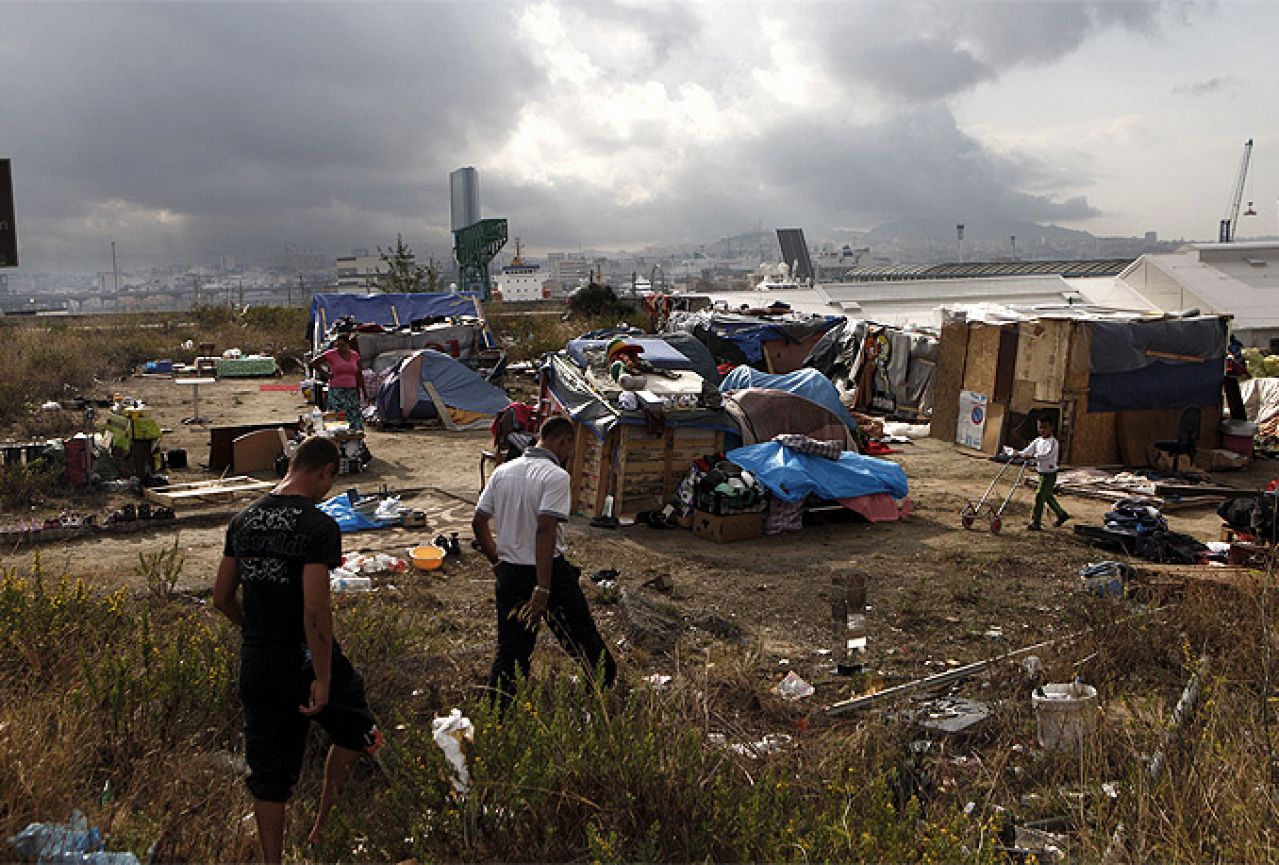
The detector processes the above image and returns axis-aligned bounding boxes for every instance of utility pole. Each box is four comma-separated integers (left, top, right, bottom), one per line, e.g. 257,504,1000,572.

956,224,965,263
192,274,199,310
298,274,304,307
1010,235,1017,261
238,279,243,307
111,241,119,293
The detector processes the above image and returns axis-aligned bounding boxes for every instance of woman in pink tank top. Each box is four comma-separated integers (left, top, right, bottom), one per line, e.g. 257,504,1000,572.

311,334,367,430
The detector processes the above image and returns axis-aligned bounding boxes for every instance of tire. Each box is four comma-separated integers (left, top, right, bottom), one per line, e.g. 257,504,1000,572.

990,517,1003,534
961,515,975,530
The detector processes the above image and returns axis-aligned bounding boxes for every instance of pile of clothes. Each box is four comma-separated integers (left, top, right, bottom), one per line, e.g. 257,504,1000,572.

1103,499,1168,535
1076,497,1207,564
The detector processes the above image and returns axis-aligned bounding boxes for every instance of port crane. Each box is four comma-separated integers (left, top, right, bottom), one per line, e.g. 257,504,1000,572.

1218,138,1255,242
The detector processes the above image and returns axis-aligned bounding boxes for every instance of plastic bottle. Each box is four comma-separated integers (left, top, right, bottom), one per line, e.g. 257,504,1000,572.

310,406,323,433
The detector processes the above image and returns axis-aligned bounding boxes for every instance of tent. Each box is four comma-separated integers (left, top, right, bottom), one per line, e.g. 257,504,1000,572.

721,389,860,451
308,292,485,350
374,349,510,425
720,366,855,431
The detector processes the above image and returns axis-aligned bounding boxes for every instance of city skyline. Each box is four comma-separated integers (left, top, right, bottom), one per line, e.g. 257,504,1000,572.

2,1,1277,274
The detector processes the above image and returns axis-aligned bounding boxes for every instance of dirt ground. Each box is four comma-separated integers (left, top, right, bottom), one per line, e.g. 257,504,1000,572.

6,372,1277,708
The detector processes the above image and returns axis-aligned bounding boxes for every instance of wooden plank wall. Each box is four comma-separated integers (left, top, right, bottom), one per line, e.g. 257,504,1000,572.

573,424,722,517
930,321,969,444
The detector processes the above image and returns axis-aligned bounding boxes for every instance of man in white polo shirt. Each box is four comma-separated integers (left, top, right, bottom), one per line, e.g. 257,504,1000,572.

472,416,617,704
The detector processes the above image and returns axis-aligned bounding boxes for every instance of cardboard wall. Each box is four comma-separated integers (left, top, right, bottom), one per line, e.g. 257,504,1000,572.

930,321,969,444
1012,319,1070,406
961,324,1003,397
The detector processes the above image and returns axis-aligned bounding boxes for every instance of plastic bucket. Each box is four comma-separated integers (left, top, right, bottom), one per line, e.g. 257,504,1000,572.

410,544,446,571
1032,683,1099,751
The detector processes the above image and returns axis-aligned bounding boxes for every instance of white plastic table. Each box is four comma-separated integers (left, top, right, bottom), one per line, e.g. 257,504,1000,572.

175,377,217,425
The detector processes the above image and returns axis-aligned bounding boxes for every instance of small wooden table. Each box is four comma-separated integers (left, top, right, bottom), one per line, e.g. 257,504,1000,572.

175,377,217,425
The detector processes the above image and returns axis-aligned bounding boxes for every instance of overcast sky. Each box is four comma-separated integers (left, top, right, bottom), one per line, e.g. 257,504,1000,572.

2,0,1277,273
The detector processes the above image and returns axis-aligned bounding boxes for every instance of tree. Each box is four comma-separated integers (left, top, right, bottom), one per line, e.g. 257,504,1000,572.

377,234,440,293
567,282,619,317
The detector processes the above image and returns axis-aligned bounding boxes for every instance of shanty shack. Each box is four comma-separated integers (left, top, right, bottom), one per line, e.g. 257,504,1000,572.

931,310,1228,466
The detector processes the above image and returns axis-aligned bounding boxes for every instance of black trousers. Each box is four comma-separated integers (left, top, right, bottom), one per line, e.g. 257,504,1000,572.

488,557,617,703
239,641,378,803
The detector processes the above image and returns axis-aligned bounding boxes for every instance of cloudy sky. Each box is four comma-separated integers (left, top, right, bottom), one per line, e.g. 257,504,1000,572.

2,0,1277,272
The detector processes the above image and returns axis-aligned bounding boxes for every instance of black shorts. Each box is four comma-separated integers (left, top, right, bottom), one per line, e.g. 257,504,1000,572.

239,641,379,803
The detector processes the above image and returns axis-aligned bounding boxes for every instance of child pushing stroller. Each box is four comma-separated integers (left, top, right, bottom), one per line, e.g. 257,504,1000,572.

1004,417,1070,532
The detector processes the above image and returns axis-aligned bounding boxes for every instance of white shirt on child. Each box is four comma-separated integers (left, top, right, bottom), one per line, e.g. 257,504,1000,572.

1015,436,1059,474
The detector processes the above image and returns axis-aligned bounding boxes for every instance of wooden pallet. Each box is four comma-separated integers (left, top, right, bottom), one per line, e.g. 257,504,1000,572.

143,476,274,507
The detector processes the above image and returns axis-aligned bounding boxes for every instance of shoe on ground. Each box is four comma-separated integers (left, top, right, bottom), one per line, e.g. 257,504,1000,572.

1054,513,1071,528
1026,522,1043,531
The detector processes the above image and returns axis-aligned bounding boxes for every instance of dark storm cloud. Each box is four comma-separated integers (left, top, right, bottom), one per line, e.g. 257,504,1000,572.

490,104,1098,253
0,2,545,268
0,1,1173,271
809,0,1163,102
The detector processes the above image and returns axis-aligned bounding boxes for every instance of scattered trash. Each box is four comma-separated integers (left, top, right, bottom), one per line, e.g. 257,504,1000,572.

1150,654,1210,782
983,626,1004,639
373,496,402,522
1009,825,1068,863
330,569,373,593
707,732,792,758
1032,681,1099,751
644,674,673,688
7,810,140,865
1021,655,1043,678
343,553,408,575
912,696,992,737
831,571,868,674
589,568,619,583
431,709,474,795
776,671,815,701
1080,561,1133,597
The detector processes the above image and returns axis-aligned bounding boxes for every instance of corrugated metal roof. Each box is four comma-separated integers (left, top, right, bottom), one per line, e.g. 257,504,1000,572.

841,258,1135,282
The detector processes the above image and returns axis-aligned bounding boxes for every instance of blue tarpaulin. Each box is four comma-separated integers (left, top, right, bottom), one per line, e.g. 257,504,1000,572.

308,292,481,343
720,366,855,431
1088,359,1224,413
319,492,394,533
726,442,908,503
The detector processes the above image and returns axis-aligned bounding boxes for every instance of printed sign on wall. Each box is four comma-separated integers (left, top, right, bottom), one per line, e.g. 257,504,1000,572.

956,390,988,449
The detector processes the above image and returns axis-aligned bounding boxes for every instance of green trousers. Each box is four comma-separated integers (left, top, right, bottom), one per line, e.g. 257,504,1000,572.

1033,471,1066,525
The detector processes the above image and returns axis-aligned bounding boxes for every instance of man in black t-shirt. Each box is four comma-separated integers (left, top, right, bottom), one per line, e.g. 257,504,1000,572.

214,436,381,863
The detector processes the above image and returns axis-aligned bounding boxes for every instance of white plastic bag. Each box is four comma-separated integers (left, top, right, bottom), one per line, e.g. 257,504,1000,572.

432,709,475,794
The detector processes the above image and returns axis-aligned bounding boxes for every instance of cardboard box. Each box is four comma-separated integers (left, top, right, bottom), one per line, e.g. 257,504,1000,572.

692,509,764,543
